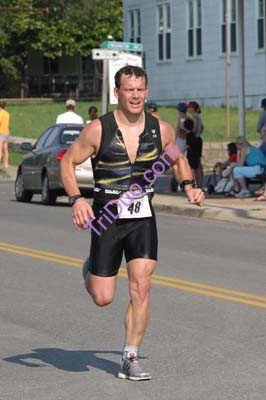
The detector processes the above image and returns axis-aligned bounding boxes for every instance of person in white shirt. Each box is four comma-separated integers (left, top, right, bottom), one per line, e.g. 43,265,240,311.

56,99,84,124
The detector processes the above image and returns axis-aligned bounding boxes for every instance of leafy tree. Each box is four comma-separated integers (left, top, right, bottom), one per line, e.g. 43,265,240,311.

0,0,122,80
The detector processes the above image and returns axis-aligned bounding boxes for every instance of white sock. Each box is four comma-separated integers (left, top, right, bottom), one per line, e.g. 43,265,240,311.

122,345,138,359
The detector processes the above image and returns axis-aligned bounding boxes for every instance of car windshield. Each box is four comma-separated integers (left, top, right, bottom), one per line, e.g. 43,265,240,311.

61,129,82,144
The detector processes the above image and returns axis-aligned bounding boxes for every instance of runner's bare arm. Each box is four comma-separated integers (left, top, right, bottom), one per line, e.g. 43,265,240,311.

60,119,102,228
160,119,205,206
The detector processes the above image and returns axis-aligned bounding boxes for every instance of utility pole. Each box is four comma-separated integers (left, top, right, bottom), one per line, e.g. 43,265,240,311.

225,0,231,138
238,0,246,136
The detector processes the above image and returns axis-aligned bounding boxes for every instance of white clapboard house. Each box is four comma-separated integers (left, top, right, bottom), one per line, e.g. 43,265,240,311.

123,0,266,108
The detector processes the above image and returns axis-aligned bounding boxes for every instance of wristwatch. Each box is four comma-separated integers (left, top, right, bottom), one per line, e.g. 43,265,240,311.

69,194,83,206
180,179,195,191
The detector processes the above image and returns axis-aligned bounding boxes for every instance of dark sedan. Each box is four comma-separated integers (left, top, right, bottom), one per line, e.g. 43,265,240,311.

15,123,94,205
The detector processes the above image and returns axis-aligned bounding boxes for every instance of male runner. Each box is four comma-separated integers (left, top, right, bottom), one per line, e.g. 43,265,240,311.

60,65,204,381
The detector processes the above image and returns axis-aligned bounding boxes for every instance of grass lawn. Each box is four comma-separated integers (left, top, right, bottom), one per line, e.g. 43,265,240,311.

5,101,261,167
7,101,261,142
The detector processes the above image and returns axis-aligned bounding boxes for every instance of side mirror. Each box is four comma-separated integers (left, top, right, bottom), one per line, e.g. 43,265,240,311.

20,142,33,151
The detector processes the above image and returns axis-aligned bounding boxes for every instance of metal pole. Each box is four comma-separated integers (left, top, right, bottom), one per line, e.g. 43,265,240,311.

102,59,109,115
238,0,245,136
225,0,231,138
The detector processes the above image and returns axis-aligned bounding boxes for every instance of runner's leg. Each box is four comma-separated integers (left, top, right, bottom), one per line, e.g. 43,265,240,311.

85,274,117,307
125,258,156,346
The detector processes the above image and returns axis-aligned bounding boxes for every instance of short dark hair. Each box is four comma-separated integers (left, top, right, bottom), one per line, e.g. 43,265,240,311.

184,118,194,131
147,102,158,112
0,100,7,108
88,106,98,113
115,65,148,89
227,142,237,155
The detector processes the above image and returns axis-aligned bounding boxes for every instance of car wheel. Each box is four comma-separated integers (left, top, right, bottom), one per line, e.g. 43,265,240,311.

41,174,57,205
15,170,33,202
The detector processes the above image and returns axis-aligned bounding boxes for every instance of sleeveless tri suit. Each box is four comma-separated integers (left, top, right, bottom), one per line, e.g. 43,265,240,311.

86,111,163,277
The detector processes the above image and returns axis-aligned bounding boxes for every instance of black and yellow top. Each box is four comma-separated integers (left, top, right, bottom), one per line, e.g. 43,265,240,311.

92,111,162,201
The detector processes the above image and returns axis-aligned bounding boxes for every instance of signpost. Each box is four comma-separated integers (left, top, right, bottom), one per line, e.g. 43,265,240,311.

102,41,143,52
92,49,119,60
92,41,143,114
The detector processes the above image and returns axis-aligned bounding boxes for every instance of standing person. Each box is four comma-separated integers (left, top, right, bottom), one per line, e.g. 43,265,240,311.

0,100,10,169
256,98,266,133
56,99,84,124
86,106,98,124
170,102,188,192
183,119,201,184
60,65,204,381
146,101,160,119
175,102,188,155
187,101,204,188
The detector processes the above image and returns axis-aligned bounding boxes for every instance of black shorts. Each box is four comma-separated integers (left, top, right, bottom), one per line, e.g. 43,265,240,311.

85,201,158,277
197,137,203,158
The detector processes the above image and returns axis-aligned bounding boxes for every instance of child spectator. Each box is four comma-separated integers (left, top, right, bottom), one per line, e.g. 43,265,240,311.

86,106,98,124
214,142,237,178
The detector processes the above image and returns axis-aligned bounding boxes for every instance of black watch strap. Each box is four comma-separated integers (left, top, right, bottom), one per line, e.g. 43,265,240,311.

69,194,83,206
180,179,195,191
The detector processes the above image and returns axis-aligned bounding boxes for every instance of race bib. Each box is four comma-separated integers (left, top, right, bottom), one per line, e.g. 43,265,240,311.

118,193,152,219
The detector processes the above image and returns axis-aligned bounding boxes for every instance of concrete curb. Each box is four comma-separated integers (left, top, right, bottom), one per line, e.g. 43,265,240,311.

153,194,266,227
1,170,266,227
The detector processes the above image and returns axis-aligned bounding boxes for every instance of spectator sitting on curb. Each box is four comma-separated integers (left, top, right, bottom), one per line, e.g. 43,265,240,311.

214,142,237,178
232,136,266,198
56,99,84,124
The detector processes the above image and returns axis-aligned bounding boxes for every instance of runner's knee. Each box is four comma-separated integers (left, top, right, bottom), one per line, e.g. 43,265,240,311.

129,278,151,305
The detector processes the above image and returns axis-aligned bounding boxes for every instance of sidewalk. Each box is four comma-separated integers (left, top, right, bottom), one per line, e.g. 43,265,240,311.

1,165,266,227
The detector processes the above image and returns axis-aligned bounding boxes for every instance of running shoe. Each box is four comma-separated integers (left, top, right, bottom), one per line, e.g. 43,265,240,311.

117,352,151,381
234,190,251,198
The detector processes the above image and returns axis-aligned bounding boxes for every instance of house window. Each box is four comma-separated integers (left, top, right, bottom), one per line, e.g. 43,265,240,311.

187,0,202,58
129,9,141,43
221,0,237,53
157,3,171,61
257,0,265,49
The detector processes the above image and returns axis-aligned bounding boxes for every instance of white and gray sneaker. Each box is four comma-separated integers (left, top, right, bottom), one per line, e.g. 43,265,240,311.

234,189,251,198
117,352,151,381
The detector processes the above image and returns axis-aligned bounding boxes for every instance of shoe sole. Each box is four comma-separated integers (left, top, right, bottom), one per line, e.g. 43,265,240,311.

117,371,151,381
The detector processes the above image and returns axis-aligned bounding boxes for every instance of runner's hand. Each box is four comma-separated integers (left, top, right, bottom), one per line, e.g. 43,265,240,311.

185,187,205,206
71,197,95,229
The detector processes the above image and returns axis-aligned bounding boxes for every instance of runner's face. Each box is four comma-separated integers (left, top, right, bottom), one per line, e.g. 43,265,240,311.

114,74,148,114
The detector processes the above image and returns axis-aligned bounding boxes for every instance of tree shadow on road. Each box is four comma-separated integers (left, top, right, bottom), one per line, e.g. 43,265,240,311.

3,348,121,376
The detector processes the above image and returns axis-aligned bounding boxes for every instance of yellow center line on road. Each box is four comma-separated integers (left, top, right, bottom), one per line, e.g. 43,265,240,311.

1,242,266,308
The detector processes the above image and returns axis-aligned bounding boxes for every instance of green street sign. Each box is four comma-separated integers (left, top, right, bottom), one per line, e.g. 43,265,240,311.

103,41,143,52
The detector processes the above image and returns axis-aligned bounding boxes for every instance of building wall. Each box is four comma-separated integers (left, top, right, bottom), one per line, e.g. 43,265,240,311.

123,0,266,109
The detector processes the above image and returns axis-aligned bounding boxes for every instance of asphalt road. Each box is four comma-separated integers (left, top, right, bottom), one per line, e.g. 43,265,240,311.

1,180,266,400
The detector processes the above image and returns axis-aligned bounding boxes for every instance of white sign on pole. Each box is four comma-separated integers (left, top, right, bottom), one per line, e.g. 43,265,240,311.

109,53,143,104
92,48,119,60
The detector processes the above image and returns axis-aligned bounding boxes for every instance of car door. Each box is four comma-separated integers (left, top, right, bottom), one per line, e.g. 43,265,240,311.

22,127,55,189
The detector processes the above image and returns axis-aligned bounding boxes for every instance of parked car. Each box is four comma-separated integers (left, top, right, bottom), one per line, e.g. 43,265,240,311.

15,123,94,205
